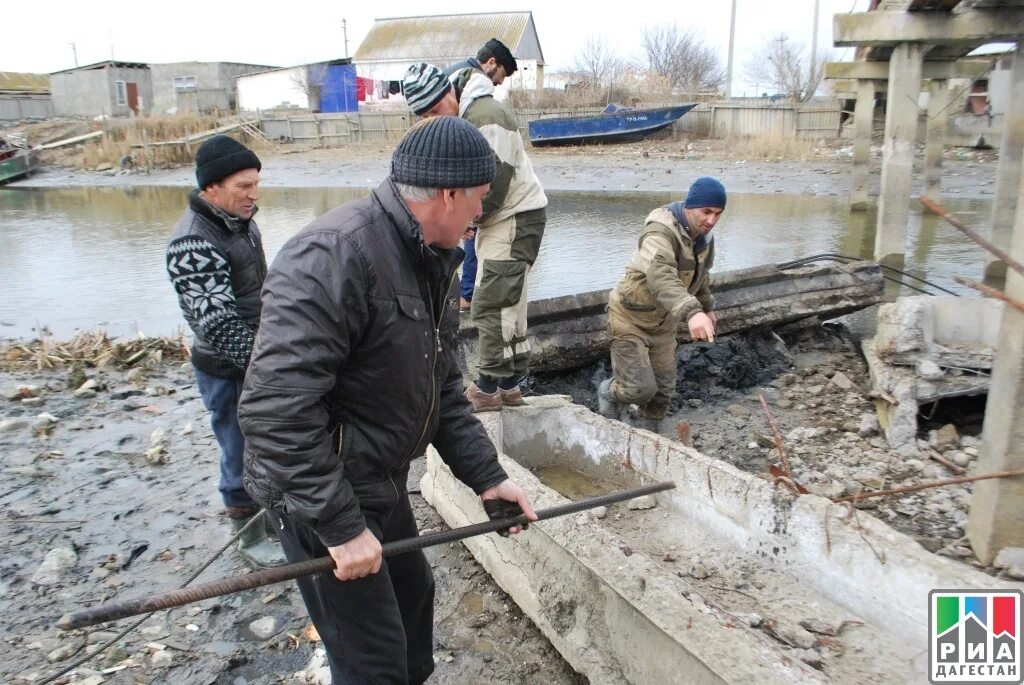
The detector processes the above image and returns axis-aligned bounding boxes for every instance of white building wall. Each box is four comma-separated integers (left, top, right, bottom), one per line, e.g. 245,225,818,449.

237,67,308,111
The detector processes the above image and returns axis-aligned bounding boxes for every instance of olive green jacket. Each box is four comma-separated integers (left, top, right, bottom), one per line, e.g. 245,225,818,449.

611,206,715,326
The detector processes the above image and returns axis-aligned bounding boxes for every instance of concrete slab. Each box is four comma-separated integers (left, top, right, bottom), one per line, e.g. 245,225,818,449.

422,397,1020,684
874,295,1003,369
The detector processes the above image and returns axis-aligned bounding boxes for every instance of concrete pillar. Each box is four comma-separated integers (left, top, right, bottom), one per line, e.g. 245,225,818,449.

851,79,875,211
924,79,949,200
876,43,925,262
986,43,1024,280
967,167,1024,565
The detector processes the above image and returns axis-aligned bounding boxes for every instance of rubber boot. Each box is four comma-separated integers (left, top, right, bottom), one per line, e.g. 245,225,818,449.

230,512,287,569
597,378,619,419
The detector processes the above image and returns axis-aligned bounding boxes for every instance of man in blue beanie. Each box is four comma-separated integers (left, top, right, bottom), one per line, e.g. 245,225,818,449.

598,176,726,424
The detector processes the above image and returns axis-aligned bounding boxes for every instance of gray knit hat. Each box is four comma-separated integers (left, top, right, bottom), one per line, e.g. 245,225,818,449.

402,63,452,116
390,117,495,189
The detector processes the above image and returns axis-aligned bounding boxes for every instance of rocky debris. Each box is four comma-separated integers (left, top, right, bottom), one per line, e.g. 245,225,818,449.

46,637,85,662
829,371,854,391
75,378,99,398
249,616,283,640
762,619,817,649
930,424,960,453
31,545,78,585
858,413,880,437
688,559,711,579
994,547,1024,580
0,417,29,433
627,495,657,510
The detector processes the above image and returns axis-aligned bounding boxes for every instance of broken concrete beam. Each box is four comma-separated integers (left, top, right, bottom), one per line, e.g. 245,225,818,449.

873,295,1002,369
422,398,1020,683
459,261,884,376
863,339,990,448
824,59,989,81
834,10,1024,47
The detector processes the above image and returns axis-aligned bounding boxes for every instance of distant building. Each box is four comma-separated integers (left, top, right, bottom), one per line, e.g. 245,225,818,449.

50,61,152,118
0,72,52,121
236,59,357,113
353,11,546,101
149,62,274,115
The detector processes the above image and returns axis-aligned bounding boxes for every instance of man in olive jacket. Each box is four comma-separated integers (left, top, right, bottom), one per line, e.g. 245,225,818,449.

238,116,536,685
599,177,726,423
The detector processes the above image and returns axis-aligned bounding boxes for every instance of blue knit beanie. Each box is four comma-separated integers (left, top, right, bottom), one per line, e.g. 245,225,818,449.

684,176,727,210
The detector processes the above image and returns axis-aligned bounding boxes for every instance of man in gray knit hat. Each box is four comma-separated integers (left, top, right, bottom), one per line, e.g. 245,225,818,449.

239,115,536,685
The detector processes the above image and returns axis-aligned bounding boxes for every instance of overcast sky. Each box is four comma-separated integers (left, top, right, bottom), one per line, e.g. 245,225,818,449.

5,0,871,96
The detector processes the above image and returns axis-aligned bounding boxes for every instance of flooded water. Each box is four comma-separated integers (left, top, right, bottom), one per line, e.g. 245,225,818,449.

0,185,994,339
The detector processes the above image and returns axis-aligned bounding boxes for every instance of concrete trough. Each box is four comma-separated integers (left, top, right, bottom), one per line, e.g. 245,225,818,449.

422,396,1021,684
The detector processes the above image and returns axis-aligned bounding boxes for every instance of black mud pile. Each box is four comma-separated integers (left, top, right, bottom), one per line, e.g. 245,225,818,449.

527,328,821,409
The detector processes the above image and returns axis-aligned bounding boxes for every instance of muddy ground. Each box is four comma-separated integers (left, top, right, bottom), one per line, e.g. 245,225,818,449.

0,320,1012,685
11,137,998,201
0,138,1008,684
0,357,582,685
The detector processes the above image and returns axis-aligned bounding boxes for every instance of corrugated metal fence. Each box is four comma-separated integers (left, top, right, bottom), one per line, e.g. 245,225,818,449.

257,101,840,147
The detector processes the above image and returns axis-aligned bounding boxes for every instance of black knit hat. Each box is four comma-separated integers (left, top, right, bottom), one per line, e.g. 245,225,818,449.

481,38,517,76
390,117,495,189
195,135,261,189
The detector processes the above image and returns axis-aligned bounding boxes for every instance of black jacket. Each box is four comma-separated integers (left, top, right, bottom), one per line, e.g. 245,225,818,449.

239,180,507,546
166,191,266,379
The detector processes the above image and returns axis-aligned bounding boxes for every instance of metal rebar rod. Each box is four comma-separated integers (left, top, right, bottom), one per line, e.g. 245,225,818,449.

954,276,1024,314
921,197,1024,278
58,481,675,631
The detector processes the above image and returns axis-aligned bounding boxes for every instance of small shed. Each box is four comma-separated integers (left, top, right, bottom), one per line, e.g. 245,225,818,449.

0,72,53,121
149,62,275,115
237,59,357,113
353,11,546,98
50,61,152,118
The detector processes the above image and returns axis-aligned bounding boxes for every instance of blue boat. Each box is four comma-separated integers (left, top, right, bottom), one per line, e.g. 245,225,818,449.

527,103,697,146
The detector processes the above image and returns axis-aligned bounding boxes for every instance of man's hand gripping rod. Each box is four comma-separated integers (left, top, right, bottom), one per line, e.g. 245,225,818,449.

58,481,675,631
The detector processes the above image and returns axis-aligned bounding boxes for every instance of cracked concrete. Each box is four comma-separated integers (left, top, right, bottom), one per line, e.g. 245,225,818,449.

422,396,1023,684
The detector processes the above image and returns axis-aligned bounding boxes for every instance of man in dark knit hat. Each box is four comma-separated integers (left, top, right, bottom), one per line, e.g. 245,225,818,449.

238,115,537,685
165,134,286,568
598,176,727,426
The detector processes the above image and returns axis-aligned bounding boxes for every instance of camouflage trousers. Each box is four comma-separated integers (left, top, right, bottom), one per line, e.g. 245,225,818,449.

606,291,679,420
471,208,546,381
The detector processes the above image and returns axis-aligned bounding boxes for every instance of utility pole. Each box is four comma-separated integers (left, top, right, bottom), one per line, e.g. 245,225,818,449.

342,18,349,59
69,42,78,68
809,0,820,97
726,0,737,99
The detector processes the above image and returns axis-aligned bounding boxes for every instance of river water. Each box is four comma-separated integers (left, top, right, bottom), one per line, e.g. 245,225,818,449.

0,185,993,340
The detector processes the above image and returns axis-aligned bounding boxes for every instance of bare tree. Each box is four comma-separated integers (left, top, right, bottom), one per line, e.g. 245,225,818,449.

744,34,825,102
639,24,725,95
289,64,328,111
571,35,627,91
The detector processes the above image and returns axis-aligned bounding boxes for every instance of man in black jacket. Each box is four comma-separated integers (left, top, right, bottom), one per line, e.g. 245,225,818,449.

238,116,536,684
166,135,285,568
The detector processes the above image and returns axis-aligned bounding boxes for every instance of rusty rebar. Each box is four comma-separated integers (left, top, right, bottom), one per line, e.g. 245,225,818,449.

832,468,1024,504
920,197,1024,277
954,276,1024,314
58,481,675,631
757,392,792,477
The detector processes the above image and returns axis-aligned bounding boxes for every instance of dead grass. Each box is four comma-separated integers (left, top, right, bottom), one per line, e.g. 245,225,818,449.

31,115,271,171
725,132,820,162
1,330,189,371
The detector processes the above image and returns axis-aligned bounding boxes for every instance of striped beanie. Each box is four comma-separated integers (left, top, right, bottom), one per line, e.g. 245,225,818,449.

390,117,495,189
402,63,452,116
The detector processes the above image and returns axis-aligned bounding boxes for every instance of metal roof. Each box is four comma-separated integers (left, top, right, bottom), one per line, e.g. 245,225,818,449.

353,12,542,66
0,72,50,93
51,60,150,75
